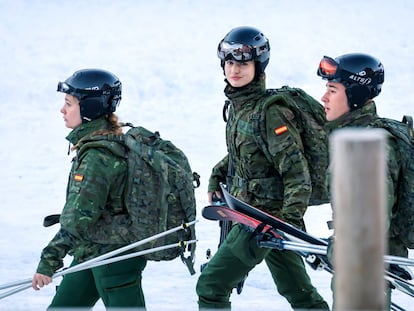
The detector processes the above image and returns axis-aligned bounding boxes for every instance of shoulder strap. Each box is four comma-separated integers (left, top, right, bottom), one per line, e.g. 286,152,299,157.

250,95,272,163
250,90,297,164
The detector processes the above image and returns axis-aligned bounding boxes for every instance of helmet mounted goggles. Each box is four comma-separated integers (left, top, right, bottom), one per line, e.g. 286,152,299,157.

57,81,120,99
217,41,269,62
317,56,341,80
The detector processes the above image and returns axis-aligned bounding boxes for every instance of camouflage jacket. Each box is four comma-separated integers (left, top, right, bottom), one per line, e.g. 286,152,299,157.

209,79,311,228
326,102,406,256
36,117,129,276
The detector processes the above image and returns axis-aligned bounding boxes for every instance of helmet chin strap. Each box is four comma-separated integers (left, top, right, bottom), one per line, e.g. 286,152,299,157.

345,85,373,111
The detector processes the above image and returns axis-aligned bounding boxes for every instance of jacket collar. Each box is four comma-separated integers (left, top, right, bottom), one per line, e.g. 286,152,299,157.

326,101,378,133
66,117,110,146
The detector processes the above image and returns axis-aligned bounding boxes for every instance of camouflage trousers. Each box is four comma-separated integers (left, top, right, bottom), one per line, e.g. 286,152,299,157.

47,256,147,309
196,224,329,309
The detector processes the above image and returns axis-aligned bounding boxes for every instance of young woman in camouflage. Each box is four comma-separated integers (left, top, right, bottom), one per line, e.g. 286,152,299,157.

31,69,147,309
196,26,329,310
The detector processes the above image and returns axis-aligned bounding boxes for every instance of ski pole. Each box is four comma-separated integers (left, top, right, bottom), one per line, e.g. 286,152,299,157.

0,284,32,300
259,238,328,255
259,236,414,273
59,220,197,276
0,239,197,300
58,240,197,274
0,220,197,292
0,278,32,291
385,255,414,267
261,234,414,268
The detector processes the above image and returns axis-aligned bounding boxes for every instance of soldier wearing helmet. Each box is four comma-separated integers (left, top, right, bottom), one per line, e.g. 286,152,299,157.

318,53,411,308
31,69,148,308
197,26,329,310
318,53,384,120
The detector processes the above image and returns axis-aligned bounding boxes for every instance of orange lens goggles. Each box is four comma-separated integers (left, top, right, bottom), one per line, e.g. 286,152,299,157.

318,56,338,78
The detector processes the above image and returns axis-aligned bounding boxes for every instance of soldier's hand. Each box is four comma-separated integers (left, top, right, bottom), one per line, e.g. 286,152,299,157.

208,191,222,204
32,273,52,291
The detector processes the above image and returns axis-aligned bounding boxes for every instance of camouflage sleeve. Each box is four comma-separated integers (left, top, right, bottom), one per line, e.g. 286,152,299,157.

36,229,74,276
265,103,312,227
208,155,229,192
59,147,125,240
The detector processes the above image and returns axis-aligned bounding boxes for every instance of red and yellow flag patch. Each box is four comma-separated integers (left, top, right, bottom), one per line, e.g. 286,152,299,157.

274,125,288,135
74,174,84,182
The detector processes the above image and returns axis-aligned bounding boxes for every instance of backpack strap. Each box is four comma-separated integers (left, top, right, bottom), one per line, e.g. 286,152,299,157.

250,101,273,164
250,90,296,164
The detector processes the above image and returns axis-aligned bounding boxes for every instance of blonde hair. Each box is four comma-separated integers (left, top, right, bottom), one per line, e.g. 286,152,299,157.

107,113,123,135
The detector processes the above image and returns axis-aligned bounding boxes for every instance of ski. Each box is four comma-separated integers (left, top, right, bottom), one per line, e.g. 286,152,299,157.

201,202,280,294
219,184,328,246
202,204,331,272
203,204,282,239
203,188,414,302
203,203,414,271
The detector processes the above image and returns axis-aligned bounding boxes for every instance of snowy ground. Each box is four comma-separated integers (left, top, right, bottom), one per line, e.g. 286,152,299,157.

0,0,413,310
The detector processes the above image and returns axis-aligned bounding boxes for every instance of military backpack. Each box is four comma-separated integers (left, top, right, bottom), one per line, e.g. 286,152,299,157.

374,115,414,248
70,124,200,274
120,124,199,273
255,86,330,206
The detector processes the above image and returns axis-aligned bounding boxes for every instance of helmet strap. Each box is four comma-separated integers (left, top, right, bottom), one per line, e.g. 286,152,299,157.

345,85,372,111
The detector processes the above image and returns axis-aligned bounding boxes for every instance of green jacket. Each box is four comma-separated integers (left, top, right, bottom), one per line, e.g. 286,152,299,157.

36,118,129,276
326,102,406,256
209,79,311,228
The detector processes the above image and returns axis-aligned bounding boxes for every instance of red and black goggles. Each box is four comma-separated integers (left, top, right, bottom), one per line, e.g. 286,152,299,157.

317,56,339,79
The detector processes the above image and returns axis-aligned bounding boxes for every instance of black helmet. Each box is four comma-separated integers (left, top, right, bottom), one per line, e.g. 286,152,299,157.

57,69,122,122
217,26,270,77
317,53,384,110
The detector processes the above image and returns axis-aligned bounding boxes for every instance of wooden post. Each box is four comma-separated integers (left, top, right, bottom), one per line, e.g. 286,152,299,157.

331,128,387,310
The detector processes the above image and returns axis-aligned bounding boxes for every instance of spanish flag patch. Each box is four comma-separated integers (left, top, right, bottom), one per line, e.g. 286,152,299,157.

274,125,288,135
74,174,84,182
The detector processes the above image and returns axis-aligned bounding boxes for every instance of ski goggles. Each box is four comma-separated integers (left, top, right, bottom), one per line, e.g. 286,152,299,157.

57,82,114,97
217,41,269,62
57,81,75,94
57,82,91,99
317,56,339,80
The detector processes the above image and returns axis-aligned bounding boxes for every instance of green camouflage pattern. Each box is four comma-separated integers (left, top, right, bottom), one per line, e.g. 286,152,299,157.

121,126,197,263
209,79,323,229
85,125,198,272
256,86,329,206
373,115,414,250
37,118,130,276
326,102,411,256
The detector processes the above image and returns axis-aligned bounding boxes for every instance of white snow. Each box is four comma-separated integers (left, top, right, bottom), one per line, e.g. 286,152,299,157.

0,0,413,310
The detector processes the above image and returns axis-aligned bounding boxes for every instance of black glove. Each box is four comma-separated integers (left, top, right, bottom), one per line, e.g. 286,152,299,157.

43,214,61,227
388,264,413,280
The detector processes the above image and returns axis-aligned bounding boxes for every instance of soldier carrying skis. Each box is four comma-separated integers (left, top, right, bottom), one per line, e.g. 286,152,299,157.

196,26,330,310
